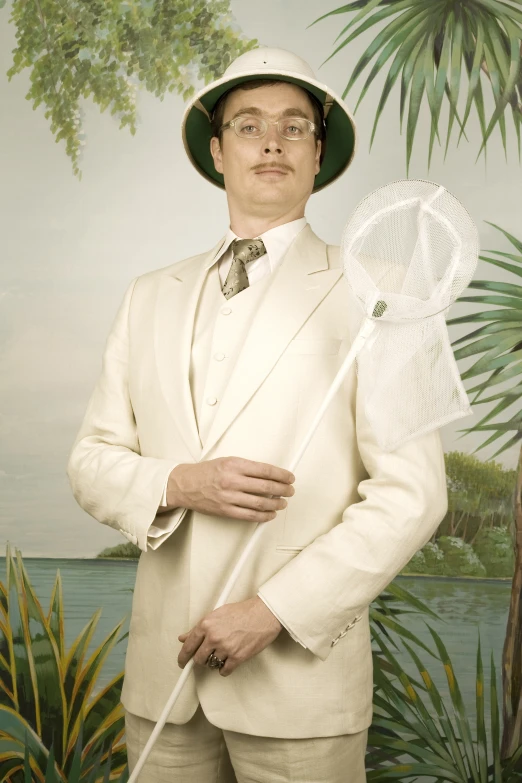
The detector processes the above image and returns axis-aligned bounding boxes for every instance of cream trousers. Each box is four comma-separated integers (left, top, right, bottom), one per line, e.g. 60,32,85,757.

124,704,368,782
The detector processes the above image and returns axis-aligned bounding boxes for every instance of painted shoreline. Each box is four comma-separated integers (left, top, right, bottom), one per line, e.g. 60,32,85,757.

95,559,514,582
4,557,512,583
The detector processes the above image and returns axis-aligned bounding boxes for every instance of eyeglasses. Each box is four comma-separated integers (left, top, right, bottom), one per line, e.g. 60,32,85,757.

219,115,319,141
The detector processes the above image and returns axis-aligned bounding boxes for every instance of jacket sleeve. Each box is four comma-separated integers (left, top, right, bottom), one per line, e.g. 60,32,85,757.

257,339,448,661
66,277,189,553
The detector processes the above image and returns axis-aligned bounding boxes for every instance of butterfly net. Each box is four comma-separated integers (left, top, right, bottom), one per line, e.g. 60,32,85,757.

340,179,479,451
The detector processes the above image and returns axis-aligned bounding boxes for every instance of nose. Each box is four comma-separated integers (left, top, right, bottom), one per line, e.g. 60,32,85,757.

263,124,284,155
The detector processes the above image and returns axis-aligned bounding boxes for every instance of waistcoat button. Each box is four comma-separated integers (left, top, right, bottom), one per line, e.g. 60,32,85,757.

214,352,225,361
221,307,232,315
206,397,218,406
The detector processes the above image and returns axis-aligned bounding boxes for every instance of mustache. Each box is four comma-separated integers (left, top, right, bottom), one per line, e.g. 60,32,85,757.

252,163,293,173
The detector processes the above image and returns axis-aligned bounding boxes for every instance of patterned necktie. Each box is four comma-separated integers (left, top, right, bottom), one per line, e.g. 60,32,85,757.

221,238,267,300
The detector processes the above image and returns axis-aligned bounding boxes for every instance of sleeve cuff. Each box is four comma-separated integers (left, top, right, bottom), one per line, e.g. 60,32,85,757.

147,506,190,550
257,592,307,648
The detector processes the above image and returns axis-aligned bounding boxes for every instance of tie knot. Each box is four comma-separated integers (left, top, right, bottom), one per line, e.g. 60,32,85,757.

231,238,266,264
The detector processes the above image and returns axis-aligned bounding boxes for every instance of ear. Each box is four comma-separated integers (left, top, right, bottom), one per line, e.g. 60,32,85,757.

314,139,322,174
210,136,224,175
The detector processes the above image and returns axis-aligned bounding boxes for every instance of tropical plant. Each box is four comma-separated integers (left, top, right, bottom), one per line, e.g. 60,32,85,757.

16,723,129,783
368,621,522,780
446,222,522,760
311,0,522,170
1,541,517,780
367,578,522,778
1,0,257,178
0,543,129,782
450,222,522,460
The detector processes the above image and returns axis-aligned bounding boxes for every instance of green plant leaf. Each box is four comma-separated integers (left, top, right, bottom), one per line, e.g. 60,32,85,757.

63,609,102,721
331,0,413,47
480,16,522,152
400,35,424,132
457,294,522,309
16,550,67,763
0,705,59,780
406,33,429,170
468,278,522,294
460,347,522,381
444,16,463,159
453,332,522,361
6,546,37,727
475,633,489,779
485,221,522,254
307,1,363,30
354,10,427,113
458,17,486,145
47,570,65,663
368,18,428,147
337,4,426,98
66,618,125,761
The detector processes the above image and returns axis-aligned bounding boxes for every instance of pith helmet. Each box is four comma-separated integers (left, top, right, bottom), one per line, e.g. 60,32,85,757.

181,47,357,193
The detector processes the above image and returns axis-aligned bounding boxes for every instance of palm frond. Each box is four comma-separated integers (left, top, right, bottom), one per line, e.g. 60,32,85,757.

312,0,522,165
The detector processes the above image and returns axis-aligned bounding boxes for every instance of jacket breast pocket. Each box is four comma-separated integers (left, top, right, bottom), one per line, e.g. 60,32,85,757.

285,338,342,355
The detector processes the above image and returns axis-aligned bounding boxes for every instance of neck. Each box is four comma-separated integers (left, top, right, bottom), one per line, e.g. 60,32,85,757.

227,202,306,239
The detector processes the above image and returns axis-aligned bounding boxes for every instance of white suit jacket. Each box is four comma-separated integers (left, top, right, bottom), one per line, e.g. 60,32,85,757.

66,224,448,738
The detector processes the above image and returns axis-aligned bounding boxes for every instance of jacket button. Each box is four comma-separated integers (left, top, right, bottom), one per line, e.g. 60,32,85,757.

221,307,232,315
206,397,218,406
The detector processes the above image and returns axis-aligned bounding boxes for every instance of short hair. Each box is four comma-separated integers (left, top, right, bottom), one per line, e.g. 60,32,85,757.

210,78,327,164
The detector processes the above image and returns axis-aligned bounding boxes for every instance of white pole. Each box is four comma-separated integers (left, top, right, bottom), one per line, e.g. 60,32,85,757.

127,316,376,782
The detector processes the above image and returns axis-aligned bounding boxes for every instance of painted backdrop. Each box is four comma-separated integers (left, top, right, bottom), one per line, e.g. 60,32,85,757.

1,0,522,780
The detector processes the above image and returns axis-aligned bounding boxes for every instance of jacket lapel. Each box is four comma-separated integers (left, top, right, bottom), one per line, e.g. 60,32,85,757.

199,225,342,460
155,225,343,464
155,237,226,461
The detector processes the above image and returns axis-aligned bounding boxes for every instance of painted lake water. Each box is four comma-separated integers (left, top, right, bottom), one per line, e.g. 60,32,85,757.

0,556,512,768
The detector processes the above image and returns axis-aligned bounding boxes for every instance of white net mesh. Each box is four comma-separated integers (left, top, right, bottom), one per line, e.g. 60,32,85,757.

340,179,480,452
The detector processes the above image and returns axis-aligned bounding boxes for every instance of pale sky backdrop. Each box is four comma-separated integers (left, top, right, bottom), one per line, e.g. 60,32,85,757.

1,0,521,557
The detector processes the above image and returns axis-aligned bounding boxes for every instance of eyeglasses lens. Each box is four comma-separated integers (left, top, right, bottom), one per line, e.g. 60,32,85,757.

234,116,312,140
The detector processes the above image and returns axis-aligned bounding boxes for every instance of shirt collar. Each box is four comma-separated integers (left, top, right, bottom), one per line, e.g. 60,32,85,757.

206,217,308,272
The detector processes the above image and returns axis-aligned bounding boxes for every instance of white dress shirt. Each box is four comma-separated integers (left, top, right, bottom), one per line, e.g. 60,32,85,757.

156,216,308,647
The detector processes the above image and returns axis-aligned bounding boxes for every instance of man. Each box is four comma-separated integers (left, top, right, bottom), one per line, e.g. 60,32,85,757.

67,47,448,782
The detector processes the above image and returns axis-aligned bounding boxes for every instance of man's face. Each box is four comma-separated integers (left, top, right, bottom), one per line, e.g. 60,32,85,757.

210,82,322,214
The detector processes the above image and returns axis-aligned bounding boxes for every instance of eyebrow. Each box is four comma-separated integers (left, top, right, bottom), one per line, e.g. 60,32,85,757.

230,106,312,121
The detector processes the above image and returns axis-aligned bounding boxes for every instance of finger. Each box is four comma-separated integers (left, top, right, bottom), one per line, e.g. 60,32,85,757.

193,645,221,667
235,474,296,498
252,461,295,486
218,657,235,677
227,490,287,512
178,632,189,641
178,628,205,668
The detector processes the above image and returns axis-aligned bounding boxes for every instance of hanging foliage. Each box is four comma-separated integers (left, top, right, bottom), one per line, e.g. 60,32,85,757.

2,0,258,177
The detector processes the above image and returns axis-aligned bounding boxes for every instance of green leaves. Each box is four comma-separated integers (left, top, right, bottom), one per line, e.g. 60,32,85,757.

312,0,522,172
1,0,258,178
446,221,522,460
368,616,522,780
0,543,128,780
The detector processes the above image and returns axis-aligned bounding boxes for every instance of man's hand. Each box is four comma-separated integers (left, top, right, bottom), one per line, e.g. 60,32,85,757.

165,457,295,523
177,596,283,677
